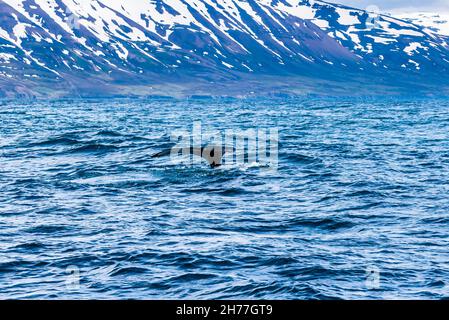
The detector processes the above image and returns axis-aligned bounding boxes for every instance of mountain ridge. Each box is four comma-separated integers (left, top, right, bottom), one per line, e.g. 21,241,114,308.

1,0,449,98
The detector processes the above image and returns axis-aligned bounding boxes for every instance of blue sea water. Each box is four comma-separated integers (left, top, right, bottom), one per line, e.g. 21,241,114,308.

1,97,449,299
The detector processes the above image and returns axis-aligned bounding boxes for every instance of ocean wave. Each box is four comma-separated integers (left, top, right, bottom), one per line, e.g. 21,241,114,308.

2,98,449,299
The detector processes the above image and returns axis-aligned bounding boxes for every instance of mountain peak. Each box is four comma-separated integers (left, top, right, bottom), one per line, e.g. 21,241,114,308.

1,0,449,97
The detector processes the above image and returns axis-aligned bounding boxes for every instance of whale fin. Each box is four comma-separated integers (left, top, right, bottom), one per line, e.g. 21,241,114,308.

151,145,233,168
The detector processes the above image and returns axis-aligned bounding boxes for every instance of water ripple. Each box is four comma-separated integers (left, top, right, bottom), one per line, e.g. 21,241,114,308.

1,98,449,299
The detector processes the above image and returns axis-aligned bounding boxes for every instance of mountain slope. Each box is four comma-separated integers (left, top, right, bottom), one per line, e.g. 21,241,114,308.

1,0,449,97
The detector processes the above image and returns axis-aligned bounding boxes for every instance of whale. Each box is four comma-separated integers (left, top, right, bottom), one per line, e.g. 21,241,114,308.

151,145,235,168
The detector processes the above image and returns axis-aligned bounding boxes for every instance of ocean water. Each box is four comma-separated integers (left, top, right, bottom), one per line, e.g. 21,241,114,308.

1,98,449,299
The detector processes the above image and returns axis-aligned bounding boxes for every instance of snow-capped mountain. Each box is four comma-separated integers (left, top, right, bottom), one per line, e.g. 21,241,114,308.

1,0,449,97
395,12,449,37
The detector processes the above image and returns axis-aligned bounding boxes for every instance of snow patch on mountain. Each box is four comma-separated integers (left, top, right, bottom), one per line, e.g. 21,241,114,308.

395,12,449,36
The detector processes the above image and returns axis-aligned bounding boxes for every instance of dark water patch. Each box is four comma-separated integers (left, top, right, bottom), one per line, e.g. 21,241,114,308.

277,265,348,278
94,130,125,137
419,217,449,224
345,190,386,198
27,137,80,147
212,217,355,233
8,178,47,187
145,230,166,236
152,199,170,206
282,152,321,165
261,256,298,267
0,110,27,115
427,280,446,288
168,273,218,283
109,266,149,276
88,179,163,189
334,202,383,212
65,144,120,154
24,225,73,235
0,260,50,273
288,217,356,231
50,253,105,268
12,242,46,251
213,188,248,196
